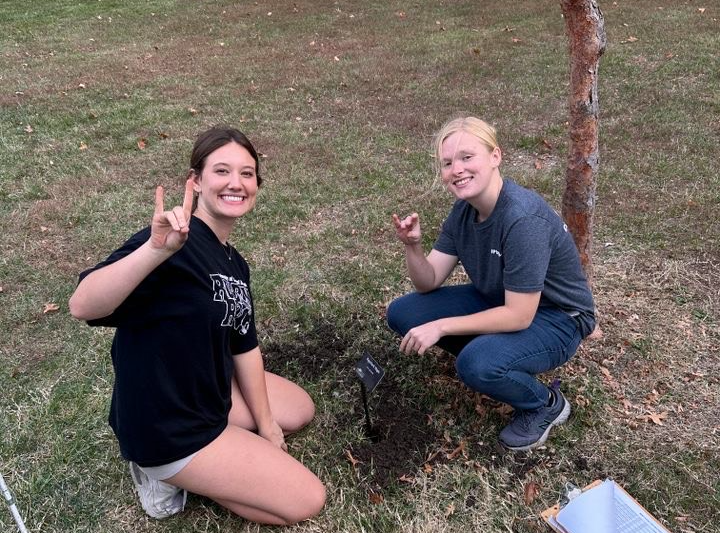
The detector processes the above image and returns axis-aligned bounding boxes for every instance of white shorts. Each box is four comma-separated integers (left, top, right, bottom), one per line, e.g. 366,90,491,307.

138,451,198,481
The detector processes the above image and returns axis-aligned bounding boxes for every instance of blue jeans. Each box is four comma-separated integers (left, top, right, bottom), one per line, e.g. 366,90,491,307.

386,285,582,411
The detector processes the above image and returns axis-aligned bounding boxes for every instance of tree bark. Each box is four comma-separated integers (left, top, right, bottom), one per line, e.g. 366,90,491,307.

560,0,606,283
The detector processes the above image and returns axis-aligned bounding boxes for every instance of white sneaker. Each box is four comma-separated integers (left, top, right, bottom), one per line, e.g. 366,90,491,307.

129,461,187,519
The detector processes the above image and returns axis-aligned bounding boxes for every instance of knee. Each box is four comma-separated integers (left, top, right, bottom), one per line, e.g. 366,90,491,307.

283,390,316,434
455,349,505,388
386,297,404,334
386,294,417,335
283,477,326,524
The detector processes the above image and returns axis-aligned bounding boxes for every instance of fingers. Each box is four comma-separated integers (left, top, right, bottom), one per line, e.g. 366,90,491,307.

182,177,195,218
154,186,164,216
169,205,190,232
392,213,419,231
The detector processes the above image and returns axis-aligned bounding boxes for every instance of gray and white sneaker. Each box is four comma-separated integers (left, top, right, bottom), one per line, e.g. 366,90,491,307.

499,386,571,451
129,461,187,519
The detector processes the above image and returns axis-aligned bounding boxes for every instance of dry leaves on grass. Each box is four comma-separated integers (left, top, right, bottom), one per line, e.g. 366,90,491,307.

43,303,60,314
524,481,541,505
344,449,361,468
368,491,384,504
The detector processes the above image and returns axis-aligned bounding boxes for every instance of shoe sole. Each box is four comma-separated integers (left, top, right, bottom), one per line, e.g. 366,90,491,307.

502,395,572,452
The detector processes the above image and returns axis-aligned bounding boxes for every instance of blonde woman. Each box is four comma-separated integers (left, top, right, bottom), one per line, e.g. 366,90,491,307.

388,117,595,451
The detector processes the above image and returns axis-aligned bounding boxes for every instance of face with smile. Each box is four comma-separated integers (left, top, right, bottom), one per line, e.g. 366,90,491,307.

439,130,502,205
192,141,258,232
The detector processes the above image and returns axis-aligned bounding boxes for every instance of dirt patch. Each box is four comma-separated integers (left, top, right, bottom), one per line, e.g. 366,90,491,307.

346,380,447,492
262,320,356,380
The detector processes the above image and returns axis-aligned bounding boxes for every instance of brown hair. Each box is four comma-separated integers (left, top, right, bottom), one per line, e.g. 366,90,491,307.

190,126,262,187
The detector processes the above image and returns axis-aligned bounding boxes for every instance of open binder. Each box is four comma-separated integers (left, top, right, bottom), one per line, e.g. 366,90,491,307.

541,479,672,533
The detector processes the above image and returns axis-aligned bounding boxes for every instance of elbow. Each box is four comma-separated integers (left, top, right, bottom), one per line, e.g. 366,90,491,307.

514,312,536,331
68,294,87,321
68,293,99,321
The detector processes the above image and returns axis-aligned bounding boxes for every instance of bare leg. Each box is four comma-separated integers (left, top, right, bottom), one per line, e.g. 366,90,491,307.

167,426,325,525
228,371,316,434
166,372,325,524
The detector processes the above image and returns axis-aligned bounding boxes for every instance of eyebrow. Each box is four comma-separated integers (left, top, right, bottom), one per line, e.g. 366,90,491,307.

441,149,475,161
211,162,256,170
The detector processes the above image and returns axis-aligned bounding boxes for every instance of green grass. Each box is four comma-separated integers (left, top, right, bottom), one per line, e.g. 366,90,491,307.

1,0,719,532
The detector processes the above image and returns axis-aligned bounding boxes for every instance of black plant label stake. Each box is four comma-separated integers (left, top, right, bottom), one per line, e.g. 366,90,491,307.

354,351,385,442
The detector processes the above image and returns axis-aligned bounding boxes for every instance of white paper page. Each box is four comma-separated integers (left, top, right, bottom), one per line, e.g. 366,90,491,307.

613,483,670,533
555,479,615,533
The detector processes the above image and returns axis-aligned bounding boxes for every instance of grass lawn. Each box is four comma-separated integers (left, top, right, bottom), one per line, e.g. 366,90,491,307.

1,1,718,531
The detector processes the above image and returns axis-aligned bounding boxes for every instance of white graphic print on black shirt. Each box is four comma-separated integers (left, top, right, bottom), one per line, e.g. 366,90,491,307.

210,273,252,334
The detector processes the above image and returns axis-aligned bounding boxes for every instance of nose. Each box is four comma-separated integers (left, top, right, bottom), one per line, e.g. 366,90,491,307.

451,158,464,175
228,171,244,189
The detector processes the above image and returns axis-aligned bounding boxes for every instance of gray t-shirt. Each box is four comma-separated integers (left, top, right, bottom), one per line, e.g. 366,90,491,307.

433,178,595,337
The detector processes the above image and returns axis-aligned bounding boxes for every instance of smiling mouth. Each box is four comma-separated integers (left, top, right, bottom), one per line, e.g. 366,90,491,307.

453,177,472,186
220,195,246,202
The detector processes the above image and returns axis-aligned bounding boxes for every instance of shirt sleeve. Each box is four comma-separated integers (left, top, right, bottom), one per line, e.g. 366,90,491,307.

433,203,460,256
502,216,553,293
228,256,260,355
78,228,160,328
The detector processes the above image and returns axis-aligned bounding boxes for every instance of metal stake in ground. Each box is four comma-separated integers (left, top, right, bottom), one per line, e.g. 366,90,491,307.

354,351,385,441
1,472,29,533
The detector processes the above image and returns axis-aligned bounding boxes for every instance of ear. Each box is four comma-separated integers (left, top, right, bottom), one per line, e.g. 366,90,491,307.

490,146,502,167
188,169,202,192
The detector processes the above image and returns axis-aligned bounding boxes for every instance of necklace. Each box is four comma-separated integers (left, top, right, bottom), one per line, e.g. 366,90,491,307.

221,241,233,261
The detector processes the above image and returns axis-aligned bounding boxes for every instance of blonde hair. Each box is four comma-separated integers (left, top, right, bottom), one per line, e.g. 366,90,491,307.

432,117,499,177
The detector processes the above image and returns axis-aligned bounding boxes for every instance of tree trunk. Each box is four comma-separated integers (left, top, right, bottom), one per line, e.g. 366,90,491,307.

560,0,606,283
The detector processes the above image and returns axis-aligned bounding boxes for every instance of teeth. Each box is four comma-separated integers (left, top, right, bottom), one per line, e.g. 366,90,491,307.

222,195,245,201
454,177,471,186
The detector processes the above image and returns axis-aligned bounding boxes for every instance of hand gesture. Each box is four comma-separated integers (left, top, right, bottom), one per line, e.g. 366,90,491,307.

149,178,195,252
259,419,288,452
400,322,443,356
392,212,421,246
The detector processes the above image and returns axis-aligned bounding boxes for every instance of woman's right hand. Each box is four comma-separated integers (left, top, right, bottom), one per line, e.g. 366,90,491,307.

149,178,195,252
392,212,421,246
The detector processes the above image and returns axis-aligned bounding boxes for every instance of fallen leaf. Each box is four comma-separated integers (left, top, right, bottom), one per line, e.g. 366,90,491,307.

368,491,384,504
446,440,467,460
157,131,169,139
395,11,406,18
43,303,60,314
534,159,543,170
524,481,541,505
137,138,147,150
79,142,88,150
78,83,86,89
647,411,668,425
626,36,638,43
423,463,433,474
398,474,414,483
344,449,361,468
24,124,33,133
698,8,706,13
444,503,455,517
188,107,199,115
512,37,522,43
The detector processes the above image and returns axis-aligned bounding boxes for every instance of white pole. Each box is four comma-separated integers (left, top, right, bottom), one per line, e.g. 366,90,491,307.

0,472,29,533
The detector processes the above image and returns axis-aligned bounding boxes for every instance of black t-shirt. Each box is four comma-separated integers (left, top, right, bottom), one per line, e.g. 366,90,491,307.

79,216,258,466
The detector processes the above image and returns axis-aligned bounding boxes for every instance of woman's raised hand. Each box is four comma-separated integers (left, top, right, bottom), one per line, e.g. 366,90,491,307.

392,212,422,246
149,178,195,252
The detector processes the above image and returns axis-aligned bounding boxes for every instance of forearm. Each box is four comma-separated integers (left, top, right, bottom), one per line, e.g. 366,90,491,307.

233,347,274,431
437,305,534,336
69,240,173,321
405,244,440,292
